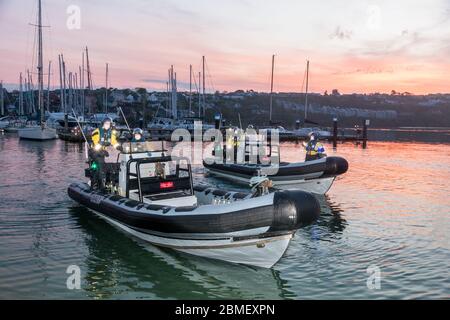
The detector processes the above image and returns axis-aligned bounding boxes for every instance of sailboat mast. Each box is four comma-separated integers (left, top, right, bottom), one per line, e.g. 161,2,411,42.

29,71,35,113
58,55,64,112
168,68,172,113
0,81,4,117
78,66,82,115
189,64,192,115
202,56,205,118
173,71,177,119
105,63,109,114
19,73,24,115
86,47,92,90
68,72,73,110
81,51,85,117
166,81,169,117
27,70,32,114
304,60,309,121
198,72,201,117
37,0,44,127
74,72,79,110
47,60,51,112
269,54,275,124
62,56,67,114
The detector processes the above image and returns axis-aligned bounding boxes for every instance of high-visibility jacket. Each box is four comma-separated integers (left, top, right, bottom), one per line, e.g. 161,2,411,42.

305,141,325,156
131,136,145,143
91,127,119,150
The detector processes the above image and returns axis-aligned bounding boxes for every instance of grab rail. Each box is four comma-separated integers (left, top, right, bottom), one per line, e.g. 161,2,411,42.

125,156,194,202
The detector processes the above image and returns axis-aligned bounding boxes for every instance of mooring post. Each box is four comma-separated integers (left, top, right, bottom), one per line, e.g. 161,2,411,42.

214,114,221,130
333,117,338,149
213,114,221,150
363,119,369,149
64,113,68,130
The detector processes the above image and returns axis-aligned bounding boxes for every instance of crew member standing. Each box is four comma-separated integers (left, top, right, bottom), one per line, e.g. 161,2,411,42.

90,117,121,189
303,132,325,161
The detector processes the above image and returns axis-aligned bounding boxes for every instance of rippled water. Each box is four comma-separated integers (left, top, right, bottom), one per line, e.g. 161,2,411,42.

0,133,449,299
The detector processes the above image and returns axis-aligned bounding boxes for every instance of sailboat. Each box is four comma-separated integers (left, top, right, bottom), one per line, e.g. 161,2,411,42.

293,60,331,139
147,58,214,140
18,0,57,140
258,55,296,140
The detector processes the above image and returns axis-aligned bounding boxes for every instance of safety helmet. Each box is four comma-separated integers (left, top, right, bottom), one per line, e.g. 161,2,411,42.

102,117,113,126
133,128,144,135
309,131,319,140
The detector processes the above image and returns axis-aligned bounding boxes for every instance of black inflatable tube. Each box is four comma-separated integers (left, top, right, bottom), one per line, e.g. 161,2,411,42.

324,157,349,176
68,183,320,234
204,156,348,178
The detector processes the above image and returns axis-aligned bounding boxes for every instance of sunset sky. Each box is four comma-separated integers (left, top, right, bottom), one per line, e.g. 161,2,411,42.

1,0,449,94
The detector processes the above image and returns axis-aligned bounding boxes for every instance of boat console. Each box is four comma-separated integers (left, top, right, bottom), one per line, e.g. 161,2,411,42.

87,141,197,207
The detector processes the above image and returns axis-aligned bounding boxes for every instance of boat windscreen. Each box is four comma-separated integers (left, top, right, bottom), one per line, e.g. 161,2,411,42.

121,141,165,154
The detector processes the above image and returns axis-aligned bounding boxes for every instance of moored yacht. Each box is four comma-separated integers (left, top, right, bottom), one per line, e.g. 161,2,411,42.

17,0,56,141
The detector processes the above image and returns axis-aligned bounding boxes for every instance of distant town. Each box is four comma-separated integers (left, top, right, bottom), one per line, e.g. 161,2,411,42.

1,85,449,128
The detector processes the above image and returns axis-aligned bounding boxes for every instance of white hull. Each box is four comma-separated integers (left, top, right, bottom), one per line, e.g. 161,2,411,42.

93,210,293,268
205,168,335,194
271,176,335,193
4,127,22,133
18,126,57,140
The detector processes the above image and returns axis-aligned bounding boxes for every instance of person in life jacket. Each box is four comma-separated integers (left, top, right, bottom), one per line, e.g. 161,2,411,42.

91,117,120,151
233,128,244,163
89,117,121,190
131,128,145,142
126,127,147,153
225,128,242,163
303,132,326,161
224,128,234,161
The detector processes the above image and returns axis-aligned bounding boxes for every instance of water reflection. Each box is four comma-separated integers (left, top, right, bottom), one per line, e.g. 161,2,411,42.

1,133,449,299
69,206,294,299
62,140,85,154
315,195,347,235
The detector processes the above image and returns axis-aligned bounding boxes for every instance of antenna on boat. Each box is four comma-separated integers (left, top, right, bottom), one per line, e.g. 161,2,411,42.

118,106,131,131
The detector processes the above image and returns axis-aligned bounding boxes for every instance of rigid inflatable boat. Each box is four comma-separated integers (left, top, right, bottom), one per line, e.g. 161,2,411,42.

204,137,348,194
204,156,348,194
68,142,320,268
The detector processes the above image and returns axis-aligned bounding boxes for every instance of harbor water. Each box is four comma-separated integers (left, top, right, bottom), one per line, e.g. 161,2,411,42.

0,132,449,299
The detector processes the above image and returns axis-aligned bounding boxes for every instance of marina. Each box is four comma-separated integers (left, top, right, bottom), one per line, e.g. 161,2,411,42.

0,0,449,305
0,132,448,299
